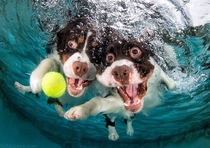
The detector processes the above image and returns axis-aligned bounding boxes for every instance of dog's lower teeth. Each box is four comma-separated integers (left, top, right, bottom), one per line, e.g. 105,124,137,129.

136,99,141,104
124,103,129,106
76,86,83,90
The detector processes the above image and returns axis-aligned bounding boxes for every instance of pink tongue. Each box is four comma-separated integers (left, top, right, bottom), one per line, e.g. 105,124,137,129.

125,84,138,98
77,78,85,86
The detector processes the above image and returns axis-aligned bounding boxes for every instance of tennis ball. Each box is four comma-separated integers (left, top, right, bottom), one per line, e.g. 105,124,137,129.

41,72,66,98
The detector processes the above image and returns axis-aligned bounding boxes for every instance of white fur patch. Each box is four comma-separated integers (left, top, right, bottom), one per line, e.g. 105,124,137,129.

96,59,144,87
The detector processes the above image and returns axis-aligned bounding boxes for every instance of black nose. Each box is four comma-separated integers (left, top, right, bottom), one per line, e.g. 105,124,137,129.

111,65,131,84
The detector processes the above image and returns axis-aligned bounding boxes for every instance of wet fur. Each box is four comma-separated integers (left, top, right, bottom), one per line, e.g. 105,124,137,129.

64,35,176,140
14,18,107,116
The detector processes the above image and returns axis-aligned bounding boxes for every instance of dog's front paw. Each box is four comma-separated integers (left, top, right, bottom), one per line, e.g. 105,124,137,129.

14,81,31,94
109,132,119,141
126,123,134,136
108,126,119,141
64,106,90,121
168,78,176,90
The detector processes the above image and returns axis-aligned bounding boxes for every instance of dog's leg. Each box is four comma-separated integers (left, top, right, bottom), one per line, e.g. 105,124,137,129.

14,81,32,94
124,114,136,136
30,58,59,94
54,103,65,117
47,97,65,117
105,114,119,141
15,58,59,95
64,95,123,120
163,44,179,67
160,70,176,90
107,125,119,141
126,119,134,136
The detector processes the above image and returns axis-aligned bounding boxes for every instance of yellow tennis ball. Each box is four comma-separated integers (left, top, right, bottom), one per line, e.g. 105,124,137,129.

41,72,66,98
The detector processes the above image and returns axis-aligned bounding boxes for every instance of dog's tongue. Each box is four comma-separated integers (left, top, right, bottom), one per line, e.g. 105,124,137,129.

68,78,84,87
76,78,85,87
125,84,138,98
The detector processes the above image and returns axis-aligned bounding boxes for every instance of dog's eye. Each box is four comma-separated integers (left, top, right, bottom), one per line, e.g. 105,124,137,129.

106,53,115,64
130,47,142,59
68,40,78,49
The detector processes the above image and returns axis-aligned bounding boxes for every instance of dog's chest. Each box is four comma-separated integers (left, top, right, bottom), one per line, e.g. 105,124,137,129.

146,58,162,91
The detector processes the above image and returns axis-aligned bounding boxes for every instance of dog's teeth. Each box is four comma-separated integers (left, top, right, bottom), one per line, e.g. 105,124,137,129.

124,103,129,106
136,99,141,104
117,86,120,89
76,86,83,90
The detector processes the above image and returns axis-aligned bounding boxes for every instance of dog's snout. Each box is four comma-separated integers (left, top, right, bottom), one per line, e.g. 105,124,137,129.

111,65,131,84
72,61,88,77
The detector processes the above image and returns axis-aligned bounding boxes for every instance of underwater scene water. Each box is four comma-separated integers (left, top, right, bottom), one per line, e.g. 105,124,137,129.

0,0,210,147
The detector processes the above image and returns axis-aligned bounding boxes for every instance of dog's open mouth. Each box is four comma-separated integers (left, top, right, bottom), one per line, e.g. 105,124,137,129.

66,77,92,96
117,81,147,112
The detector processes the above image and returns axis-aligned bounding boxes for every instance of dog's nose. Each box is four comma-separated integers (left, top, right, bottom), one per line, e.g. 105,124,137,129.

72,61,88,77
111,65,131,84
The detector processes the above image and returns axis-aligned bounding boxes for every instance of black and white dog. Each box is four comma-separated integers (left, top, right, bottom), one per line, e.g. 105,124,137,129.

64,36,176,140
14,18,108,116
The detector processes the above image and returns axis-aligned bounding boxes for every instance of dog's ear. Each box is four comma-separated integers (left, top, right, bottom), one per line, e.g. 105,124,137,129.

103,26,115,35
57,28,67,53
101,26,123,47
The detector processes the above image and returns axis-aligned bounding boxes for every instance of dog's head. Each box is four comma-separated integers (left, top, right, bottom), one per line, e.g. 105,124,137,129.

57,18,102,97
97,38,155,112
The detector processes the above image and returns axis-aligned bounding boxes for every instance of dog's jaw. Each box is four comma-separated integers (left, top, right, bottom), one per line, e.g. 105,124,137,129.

66,77,93,97
117,81,147,112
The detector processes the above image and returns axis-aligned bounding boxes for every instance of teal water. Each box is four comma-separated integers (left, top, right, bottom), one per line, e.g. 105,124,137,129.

0,0,210,148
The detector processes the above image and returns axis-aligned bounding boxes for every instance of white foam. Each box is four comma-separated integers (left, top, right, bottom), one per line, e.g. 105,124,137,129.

170,67,208,94
184,0,210,26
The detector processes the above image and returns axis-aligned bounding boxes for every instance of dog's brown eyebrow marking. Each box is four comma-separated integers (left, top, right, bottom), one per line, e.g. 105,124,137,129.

78,37,84,43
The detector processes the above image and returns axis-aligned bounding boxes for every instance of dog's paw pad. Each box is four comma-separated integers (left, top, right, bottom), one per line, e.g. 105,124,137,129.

108,126,119,141
65,114,84,120
73,114,82,119
74,113,88,120
109,132,119,141
64,111,74,120
64,107,88,121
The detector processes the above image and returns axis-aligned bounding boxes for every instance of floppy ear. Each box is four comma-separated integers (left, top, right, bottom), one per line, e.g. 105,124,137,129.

57,28,67,52
100,26,123,46
103,26,115,34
